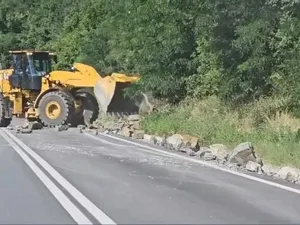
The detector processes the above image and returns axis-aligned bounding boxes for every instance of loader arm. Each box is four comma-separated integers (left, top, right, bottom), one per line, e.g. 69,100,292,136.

48,63,140,113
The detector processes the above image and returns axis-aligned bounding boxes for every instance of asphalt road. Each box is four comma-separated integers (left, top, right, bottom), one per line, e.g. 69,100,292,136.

1,118,300,224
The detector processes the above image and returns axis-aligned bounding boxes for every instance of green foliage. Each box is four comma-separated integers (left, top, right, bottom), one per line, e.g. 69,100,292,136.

142,96,300,167
1,0,300,108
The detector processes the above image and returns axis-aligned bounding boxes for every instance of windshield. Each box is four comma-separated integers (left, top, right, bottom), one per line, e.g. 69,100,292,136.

28,53,51,76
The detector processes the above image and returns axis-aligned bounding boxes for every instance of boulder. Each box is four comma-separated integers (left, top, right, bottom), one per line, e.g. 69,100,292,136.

195,146,210,157
209,144,229,160
202,152,217,161
143,134,154,142
127,114,140,122
166,134,183,150
186,149,196,156
261,164,280,176
154,136,167,146
228,142,256,166
181,135,200,151
121,127,132,137
275,166,300,182
245,161,261,172
132,130,145,139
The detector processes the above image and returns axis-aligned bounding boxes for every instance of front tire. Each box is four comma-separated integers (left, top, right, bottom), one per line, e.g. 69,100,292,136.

38,91,74,127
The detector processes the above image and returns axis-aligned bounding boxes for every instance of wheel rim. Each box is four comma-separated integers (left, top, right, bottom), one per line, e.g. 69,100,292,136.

45,101,61,119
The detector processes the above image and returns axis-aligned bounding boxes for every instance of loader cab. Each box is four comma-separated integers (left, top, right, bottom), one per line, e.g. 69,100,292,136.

9,50,53,90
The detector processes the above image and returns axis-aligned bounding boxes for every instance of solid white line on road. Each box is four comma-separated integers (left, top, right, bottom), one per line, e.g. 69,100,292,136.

0,130,92,225
2,128,116,225
90,131,300,195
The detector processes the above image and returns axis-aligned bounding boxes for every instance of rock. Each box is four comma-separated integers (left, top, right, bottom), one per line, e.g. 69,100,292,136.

128,121,140,130
22,121,30,129
94,130,99,135
228,163,239,170
15,125,22,133
102,121,117,131
202,152,216,161
166,134,183,150
181,135,200,151
154,136,166,146
7,125,14,130
190,137,200,150
195,146,210,157
21,128,32,134
261,164,280,176
56,125,69,132
136,92,155,115
30,121,43,130
143,134,154,142
209,144,229,160
275,166,300,182
127,114,140,122
186,149,196,156
121,127,132,137
77,125,86,130
256,157,264,166
228,142,256,166
132,130,145,139
245,161,261,172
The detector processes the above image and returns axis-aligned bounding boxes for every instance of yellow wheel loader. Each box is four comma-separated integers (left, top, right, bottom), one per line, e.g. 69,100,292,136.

0,50,140,127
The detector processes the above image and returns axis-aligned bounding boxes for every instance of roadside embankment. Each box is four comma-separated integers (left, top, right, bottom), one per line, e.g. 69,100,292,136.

88,96,300,185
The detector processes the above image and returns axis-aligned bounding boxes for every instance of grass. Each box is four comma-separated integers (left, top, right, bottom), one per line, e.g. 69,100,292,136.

141,96,300,168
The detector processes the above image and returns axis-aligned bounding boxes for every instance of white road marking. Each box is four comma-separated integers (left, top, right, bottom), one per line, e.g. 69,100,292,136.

2,128,116,225
91,131,300,195
0,130,92,225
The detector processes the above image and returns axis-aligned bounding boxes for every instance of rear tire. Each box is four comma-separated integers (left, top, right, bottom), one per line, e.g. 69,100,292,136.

0,96,11,127
38,91,74,127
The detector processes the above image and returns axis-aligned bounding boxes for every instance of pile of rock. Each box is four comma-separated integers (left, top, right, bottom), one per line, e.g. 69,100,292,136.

7,121,44,134
82,114,300,184
89,114,145,138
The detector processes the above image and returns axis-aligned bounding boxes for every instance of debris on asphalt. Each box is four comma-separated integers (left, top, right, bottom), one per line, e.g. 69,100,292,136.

56,124,69,132
30,121,43,130
6,125,14,130
77,124,86,130
20,128,32,134
15,125,22,133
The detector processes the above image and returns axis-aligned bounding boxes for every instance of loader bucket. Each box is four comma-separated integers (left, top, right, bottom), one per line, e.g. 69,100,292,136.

93,73,140,116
